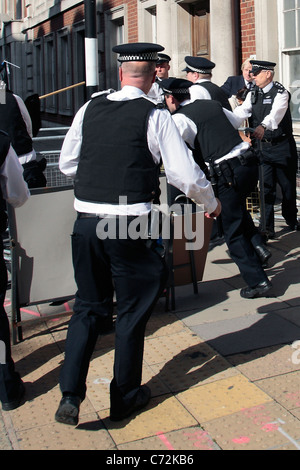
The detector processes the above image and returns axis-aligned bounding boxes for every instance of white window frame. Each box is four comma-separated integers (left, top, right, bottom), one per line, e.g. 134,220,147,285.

104,5,128,90
138,0,157,43
279,0,300,133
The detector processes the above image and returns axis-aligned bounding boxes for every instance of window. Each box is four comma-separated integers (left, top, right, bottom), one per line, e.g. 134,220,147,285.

72,22,86,113
44,34,57,113
283,0,300,48
33,38,45,111
138,1,157,43
57,28,72,116
105,6,127,90
16,0,23,19
289,52,300,122
145,6,157,43
282,0,300,122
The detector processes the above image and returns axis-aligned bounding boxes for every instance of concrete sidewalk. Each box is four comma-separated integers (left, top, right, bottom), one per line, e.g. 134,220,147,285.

1,217,300,451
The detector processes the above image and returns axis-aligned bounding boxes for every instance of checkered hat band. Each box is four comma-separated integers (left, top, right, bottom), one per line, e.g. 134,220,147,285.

187,64,212,73
253,65,274,70
164,88,189,94
118,52,158,62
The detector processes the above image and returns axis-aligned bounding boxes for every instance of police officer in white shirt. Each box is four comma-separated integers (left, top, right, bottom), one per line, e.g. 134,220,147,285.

183,56,231,110
148,53,171,104
160,77,272,300
55,43,221,426
234,60,299,238
0,130,30,411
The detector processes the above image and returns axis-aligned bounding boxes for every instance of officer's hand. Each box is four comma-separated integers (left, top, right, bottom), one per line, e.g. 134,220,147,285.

253,125,265,140
206,198,222,219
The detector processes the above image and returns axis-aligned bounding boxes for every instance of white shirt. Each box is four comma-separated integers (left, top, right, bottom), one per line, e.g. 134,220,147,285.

147,80,164,104
59,86,218,215
13,93,37,164
233,82,290,131
189,80,211,103
1,144,30,208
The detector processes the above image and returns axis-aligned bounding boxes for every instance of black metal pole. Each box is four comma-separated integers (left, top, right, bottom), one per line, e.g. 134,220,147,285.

84,0,99,98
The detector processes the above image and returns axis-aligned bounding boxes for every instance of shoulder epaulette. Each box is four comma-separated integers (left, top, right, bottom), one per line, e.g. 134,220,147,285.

91,89,116,100
274,81,286,93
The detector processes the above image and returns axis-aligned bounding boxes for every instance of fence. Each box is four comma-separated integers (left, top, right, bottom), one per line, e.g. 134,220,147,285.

33,127,72,188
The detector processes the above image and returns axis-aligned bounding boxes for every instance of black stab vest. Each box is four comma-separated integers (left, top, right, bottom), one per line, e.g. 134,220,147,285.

176,100,242,164
249,83,293,140
75,95,160,204
0,90,33,156
196,81,232,111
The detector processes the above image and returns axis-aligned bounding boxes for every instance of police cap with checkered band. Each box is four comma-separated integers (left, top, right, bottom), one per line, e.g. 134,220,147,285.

112,43,165,63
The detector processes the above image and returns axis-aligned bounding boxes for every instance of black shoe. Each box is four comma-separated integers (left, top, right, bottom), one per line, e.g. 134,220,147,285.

110,385,151,422
55,395,81,426
254,244,272,266
260,228,275,240
240,280,272,299
286,221,300,232
1,381,25,411
208,235,225,251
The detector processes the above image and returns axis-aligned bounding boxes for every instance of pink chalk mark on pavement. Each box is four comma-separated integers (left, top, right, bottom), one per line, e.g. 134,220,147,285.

232,436,251,444
156,432,175,450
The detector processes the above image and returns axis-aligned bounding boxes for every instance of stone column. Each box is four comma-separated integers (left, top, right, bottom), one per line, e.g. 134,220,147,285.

156,0,172,57
210,0,237,85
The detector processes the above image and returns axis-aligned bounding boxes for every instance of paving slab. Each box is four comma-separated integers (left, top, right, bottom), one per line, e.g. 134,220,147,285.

118,426,221,451
203,401,300,450
226,344,300,381
176,375,272,424
190,312,300,356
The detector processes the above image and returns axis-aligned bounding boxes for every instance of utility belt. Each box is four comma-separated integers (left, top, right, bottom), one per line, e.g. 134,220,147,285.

260,134,289,147
209,148,258,188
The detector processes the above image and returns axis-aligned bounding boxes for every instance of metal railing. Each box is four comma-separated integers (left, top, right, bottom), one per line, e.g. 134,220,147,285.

33,127,73,188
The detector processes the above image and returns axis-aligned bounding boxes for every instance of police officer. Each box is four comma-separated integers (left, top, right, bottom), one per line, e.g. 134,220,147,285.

0,65,46,188
234,60,299,238
148,53,171,103
0,131,30,411
160,78,272,299
156,53,171,80
55,44,221,426
183,56,231,110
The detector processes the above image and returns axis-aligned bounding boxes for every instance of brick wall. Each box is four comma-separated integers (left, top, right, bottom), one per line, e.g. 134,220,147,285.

34,5,84,38
103,0,138,42
240,0,256,61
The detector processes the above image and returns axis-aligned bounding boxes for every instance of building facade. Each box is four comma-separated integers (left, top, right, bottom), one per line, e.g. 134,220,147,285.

0,0,299,137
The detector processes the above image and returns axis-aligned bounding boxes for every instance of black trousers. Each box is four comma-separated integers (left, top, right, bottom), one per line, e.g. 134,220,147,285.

0,236,21,404
261,138,298,233
59,215,167,411
217,161,269,288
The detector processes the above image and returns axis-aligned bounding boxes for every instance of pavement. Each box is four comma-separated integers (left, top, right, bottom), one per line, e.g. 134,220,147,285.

1,215,300,452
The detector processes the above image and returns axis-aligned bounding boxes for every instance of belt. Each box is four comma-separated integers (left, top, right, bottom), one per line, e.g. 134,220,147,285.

78,212,115,219
77,212,138,219
211,149,258,188
261,135,288,146
214,149,257,172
